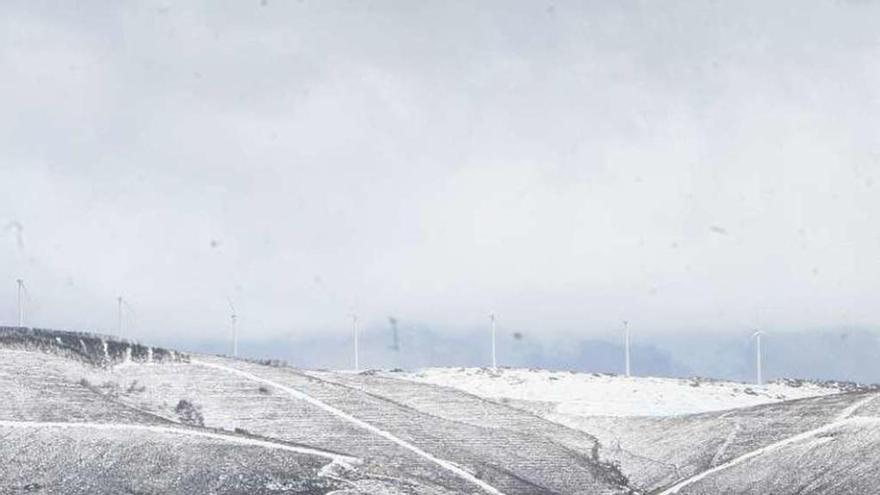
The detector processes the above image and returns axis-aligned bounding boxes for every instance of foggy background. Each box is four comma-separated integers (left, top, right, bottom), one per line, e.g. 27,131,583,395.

2,1,879,382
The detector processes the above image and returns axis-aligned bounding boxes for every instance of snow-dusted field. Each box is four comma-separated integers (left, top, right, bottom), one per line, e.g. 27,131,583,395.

393,366,880,493
3,328,880,495
397,367,842,417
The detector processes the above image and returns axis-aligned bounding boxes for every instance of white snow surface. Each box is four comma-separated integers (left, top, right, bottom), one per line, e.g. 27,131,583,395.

398,367,843,417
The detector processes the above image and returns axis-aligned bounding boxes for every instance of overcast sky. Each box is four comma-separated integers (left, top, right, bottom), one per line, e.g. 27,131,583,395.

1,0,879,344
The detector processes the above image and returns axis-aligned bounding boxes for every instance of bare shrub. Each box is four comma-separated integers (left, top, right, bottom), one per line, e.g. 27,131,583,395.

175,399,204,426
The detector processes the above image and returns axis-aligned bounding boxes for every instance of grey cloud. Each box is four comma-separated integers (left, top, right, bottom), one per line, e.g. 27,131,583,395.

0,1,879,360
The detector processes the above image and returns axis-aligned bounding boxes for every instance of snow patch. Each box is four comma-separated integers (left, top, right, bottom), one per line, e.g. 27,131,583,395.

399,368,842,417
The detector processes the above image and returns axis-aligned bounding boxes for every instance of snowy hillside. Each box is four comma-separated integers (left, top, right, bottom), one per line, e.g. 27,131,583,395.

2,327,880,495
392,367,880,494
0,328,633,495
395,367,848,417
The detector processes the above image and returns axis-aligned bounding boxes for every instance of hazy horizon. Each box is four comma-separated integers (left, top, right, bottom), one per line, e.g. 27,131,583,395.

2,1,879,354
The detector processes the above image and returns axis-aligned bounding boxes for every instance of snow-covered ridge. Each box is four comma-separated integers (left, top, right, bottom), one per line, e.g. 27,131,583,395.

0,327,185,367
397,367,848,417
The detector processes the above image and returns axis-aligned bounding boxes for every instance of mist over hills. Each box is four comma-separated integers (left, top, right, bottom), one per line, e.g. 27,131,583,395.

154,325,880,384
3,1,879,492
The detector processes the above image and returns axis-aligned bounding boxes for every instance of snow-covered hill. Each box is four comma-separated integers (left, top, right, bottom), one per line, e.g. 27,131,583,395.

0,328,633,495
391,366,880,494
394,367,848,417
2,327,880,495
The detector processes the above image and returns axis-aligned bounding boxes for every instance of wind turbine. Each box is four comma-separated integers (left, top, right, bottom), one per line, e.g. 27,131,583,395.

753,330,764,385
117,296,124,339
489,312,497,370
227,298,238,357
350,314,359,372
388,316,400,352
16,279,24,327
388,316,401,369
5,221,24,249
623,320,631,377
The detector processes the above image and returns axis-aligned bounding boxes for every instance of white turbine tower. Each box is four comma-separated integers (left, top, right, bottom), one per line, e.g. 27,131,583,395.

489,312,497,370
16,278,24,328
753,330,764,386
227,298,238,357
350,314,359,372
117,296,124,339
623,320,631,377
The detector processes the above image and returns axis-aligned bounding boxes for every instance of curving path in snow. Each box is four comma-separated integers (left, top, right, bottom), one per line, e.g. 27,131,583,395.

0,419,359,465
835,393,880,421
657,393,880,495
190,359,507,495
